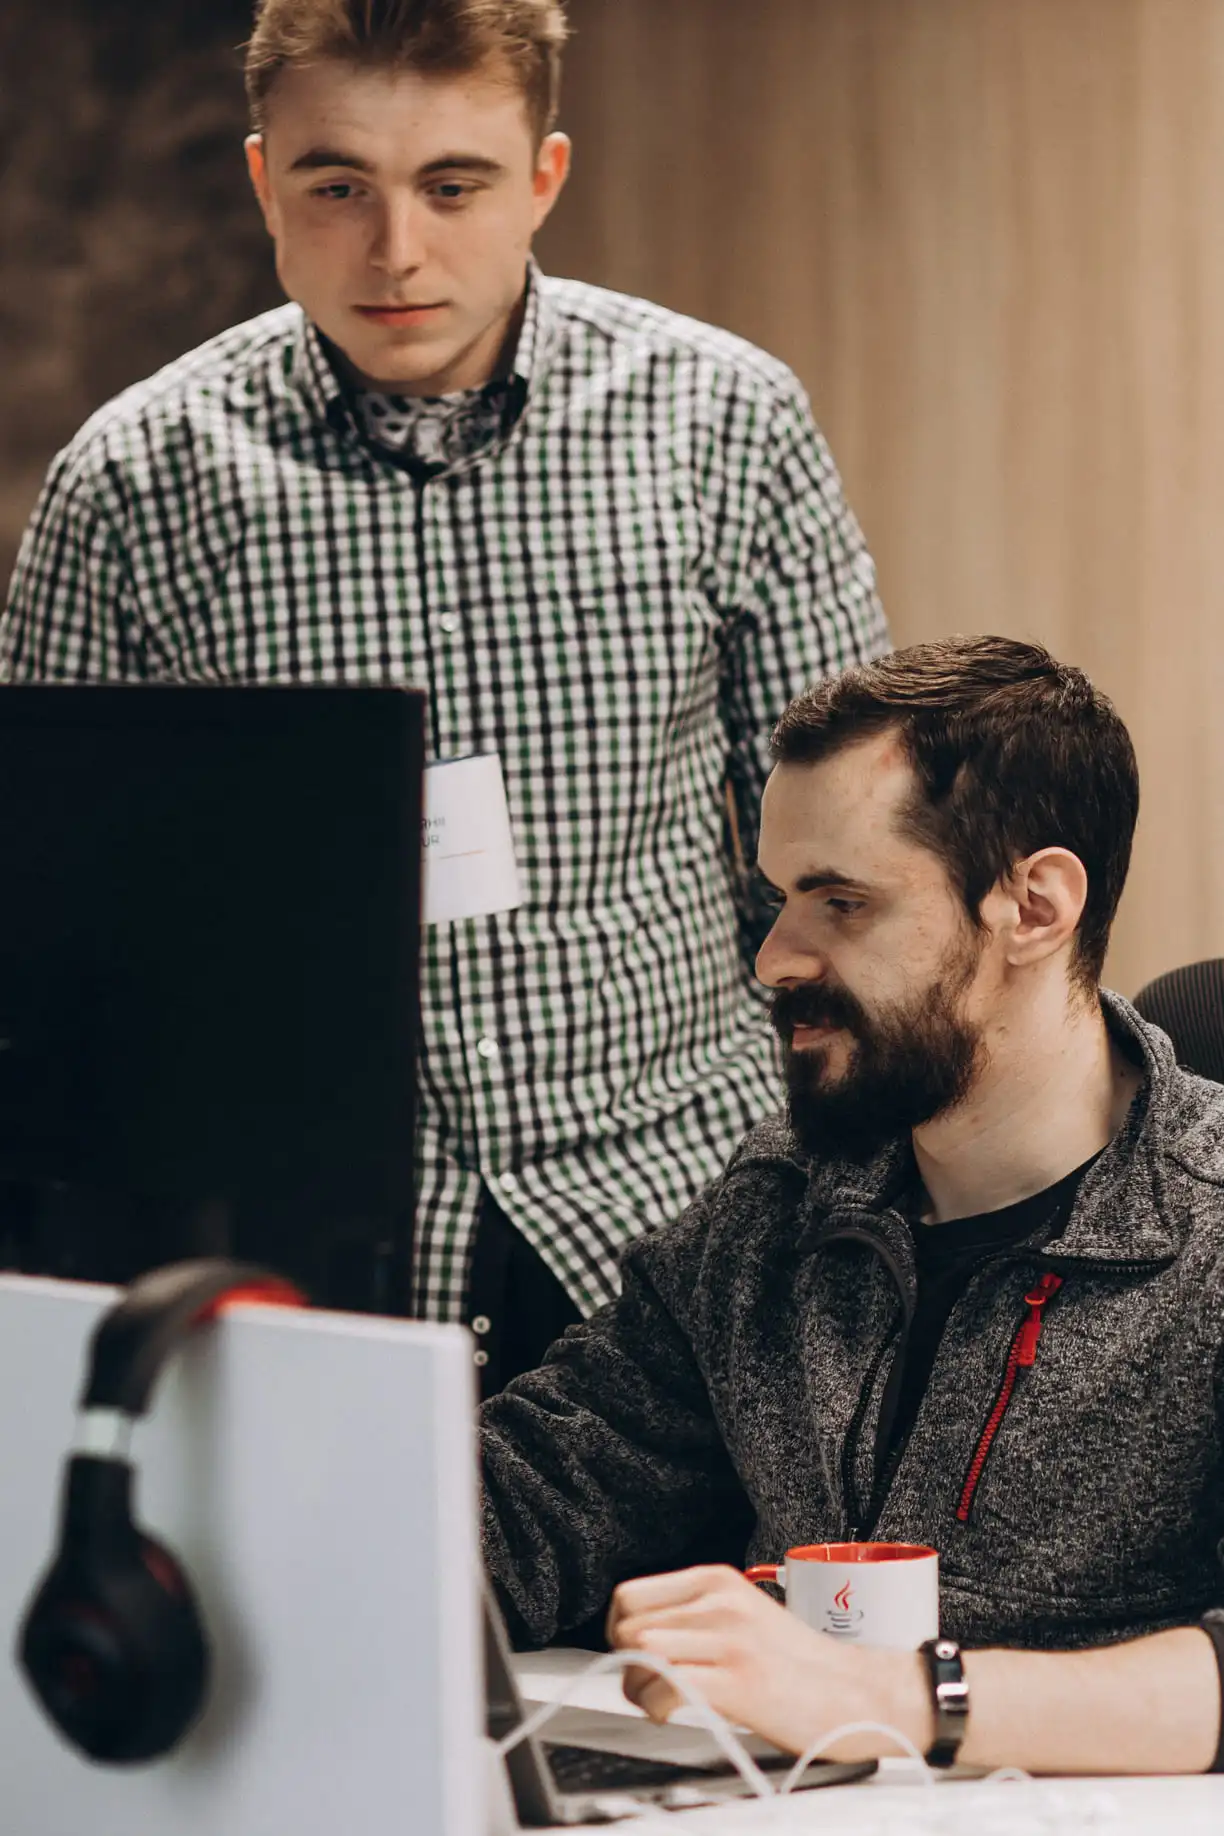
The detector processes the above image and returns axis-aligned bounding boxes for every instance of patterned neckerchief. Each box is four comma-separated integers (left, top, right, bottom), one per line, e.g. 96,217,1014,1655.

353,379,519,468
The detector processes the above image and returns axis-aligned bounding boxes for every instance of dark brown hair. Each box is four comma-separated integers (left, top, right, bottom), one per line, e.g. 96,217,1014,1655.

245,0,568,144
771,636,1140,986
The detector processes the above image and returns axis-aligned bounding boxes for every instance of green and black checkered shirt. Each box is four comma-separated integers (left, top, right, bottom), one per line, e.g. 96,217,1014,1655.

1,265,888,1320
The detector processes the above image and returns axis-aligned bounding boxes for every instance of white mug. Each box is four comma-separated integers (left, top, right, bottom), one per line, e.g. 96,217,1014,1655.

746,1541,939,1650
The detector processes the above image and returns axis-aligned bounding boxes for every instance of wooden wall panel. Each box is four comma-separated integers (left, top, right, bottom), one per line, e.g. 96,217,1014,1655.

538,0,1224,993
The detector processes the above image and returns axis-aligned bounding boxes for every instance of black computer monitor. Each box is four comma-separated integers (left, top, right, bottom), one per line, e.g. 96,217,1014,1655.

0,684,424,1314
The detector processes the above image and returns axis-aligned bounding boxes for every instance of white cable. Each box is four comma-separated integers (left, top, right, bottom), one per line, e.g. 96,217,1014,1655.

778,1718,935,1794
494,1648,775,1799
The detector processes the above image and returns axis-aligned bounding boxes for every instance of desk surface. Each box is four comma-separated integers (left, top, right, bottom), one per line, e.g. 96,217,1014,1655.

513,1648,1224,1835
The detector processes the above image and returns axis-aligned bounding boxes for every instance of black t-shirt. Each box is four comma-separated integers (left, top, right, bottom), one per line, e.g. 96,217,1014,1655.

883,1154,1099,1468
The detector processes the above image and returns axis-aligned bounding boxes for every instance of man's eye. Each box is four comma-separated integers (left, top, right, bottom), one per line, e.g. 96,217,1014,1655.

827,898,865,917
431,182,476,202
312,183,355,201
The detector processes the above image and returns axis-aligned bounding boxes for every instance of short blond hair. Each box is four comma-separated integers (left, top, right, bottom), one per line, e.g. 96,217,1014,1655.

245,0,568,144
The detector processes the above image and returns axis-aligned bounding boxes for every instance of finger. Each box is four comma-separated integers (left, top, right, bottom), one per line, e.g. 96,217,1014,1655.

611,1565,737,1621
624,1671,684,1724
611,1584,766,1650
613,1591,757,1641
620,1661,665,1710
613,1625,729,1666
605,1577,643,1643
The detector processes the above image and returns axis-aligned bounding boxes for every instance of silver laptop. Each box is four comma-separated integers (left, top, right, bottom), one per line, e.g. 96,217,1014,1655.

0,1275,484,1836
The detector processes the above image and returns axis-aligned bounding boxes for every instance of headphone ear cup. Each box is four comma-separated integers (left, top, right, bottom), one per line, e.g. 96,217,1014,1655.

128,1533,211,1758
19,1533,209,1764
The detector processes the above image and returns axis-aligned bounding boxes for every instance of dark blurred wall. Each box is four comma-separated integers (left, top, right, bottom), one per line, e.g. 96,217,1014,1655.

0,0,279,587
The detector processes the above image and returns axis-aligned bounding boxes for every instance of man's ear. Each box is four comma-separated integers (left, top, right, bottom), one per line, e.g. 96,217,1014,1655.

245,134,276,233
996,848,1088,968
531,131,571,233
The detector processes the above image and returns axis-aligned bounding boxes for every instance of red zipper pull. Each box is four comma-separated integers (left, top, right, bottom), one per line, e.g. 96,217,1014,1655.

957,1271,1065,1523
1015,1272,1063,1367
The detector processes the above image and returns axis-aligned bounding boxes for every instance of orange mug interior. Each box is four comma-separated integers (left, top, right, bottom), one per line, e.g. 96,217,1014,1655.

745,1540,935,1583
789,1542,936,1563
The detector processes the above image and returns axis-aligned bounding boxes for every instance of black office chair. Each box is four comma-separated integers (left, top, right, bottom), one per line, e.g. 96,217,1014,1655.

1132,958,1224,1084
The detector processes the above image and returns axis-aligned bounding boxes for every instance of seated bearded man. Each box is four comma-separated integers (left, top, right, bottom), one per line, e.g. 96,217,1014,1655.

480,635,1224,1777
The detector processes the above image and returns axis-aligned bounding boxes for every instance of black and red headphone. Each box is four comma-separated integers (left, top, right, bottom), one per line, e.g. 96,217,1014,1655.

17,1259,303,1764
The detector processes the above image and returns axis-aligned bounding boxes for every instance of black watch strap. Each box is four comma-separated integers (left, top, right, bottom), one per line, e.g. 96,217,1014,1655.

919,1636,969,1768
1201,1611,1224,1772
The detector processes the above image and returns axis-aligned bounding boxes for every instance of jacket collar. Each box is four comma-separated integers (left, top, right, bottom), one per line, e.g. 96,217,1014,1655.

1044,990,1178,1266
791,990,1181,1270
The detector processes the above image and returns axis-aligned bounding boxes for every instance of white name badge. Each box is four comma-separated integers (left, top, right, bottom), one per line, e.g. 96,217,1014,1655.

421,753,523,926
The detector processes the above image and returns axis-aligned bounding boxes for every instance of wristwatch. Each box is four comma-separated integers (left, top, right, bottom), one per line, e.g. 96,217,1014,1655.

918,1637,969,1768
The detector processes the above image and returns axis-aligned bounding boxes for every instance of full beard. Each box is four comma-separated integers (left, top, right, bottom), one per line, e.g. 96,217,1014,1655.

772,936,988,1164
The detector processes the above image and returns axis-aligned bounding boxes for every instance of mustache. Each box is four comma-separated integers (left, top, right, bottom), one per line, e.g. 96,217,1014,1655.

770,981,867,1041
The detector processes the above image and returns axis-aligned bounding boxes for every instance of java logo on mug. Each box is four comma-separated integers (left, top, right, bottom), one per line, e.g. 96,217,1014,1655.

746,1542,938,1650
826,1576,864,1636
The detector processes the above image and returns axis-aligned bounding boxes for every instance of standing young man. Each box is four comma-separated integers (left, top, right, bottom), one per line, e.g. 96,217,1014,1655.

0,0,887,1386
481,637,1224,1774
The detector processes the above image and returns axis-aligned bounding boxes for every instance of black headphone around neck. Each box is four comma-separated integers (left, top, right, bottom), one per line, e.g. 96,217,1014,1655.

17,1259,303,1764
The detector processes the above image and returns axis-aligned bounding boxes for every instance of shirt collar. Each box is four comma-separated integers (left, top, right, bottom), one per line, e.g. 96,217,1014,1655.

289,310,348,428
510,258,553,391
288,257,555,433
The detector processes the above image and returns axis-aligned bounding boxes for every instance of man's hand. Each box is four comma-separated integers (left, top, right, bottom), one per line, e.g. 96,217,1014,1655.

606,1564,929,1761
608,1568,1224,1776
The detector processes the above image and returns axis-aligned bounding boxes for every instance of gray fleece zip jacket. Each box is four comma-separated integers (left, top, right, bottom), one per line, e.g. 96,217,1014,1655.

481,993,1224,1653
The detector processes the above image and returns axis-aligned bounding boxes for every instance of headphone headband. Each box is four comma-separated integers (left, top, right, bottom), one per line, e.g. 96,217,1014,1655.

19,1257,307,1764
80,1259,304,1418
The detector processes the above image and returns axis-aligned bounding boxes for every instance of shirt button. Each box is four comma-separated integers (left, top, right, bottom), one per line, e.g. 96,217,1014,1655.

476,1037,499,1060
472,1315,491,1336
439,614,460,633
497,1171,519,1195
473,1349,489,1368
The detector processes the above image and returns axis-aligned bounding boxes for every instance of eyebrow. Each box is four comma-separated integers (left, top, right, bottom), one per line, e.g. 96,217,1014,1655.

418,153,508,178
287,147,509,178
289,146,374,173
757,865,875,895
797,868,874,894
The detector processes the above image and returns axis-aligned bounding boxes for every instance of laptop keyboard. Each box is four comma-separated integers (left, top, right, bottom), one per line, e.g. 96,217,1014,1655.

543,1740,801,1795
544,1742,703,1793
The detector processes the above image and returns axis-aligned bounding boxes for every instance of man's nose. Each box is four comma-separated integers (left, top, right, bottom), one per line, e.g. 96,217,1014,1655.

755,914,826,990
371,197,426,276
